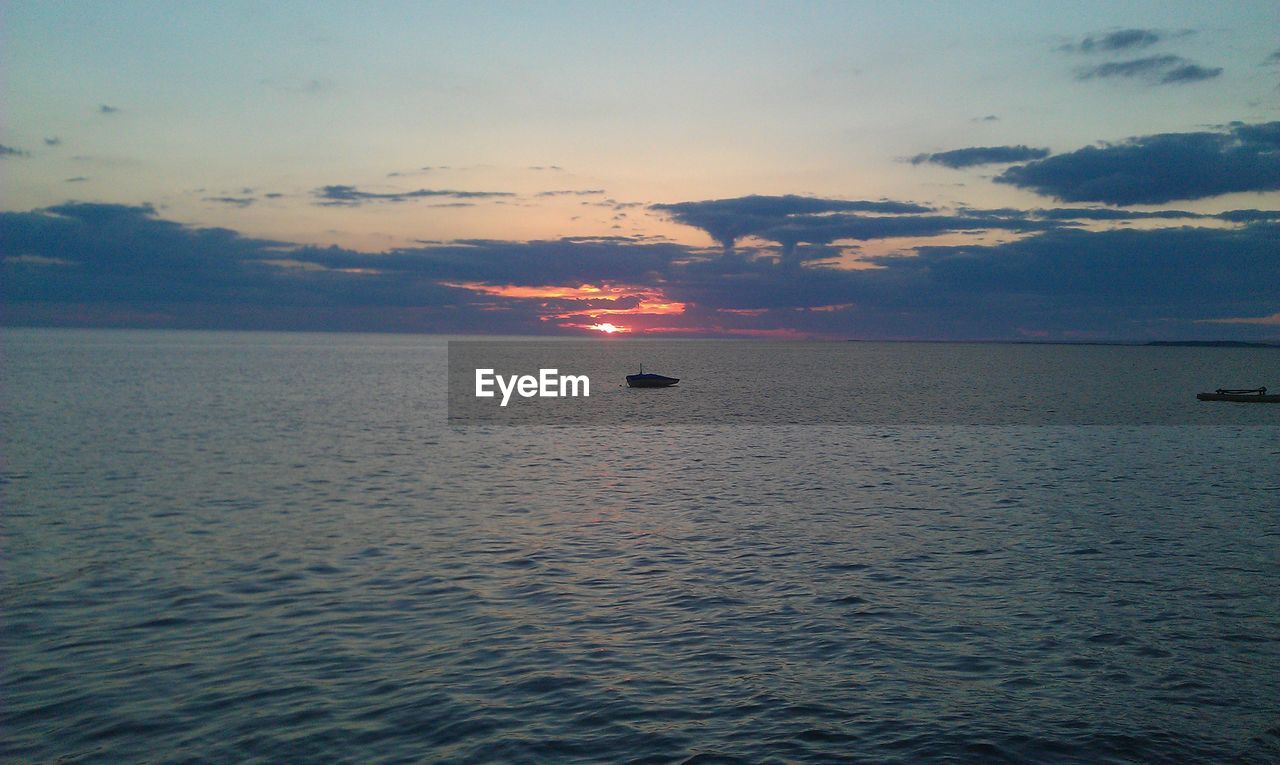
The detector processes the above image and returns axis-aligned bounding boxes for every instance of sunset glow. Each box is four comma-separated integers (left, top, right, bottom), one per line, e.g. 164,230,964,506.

588,323,627,333
441,283,605,300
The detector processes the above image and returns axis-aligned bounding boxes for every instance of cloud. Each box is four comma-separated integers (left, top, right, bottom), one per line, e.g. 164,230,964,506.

536,189,606,197
854,224,1280,335
388,165,453,177
996,122,1280,204
0,144,30,158
1015,207,1202,221
4,202,1277,340
0,203,689,333
65,177,90,183
205,196,256,208
973,115,999,123
1157,62,1222,84
1063,28,1165,54
314,185,515,206
651,194,934,249
1216,209,1280,222
910,145,1050,168
1076,55,1220,85
99,104,120,115
651,195,1062,254
44,137,62,147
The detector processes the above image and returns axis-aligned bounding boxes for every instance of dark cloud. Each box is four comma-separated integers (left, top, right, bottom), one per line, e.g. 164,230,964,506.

749,215,1060,253
99,104,120,115
314,185,515,206
1076,54,1220,85
862,224,1279,334
65,177,90,183
1087,55,1178,78
44,137,62,147
652,195,1060,256
658,222,1279,339
4,202,1276,340
1064,29,1164,54
1029,208,1205,221
652,195,934,249
1215,209,1280,222
996,122,1280,204
0,203,687,333
1158,62,1223,84
0,144,30,158
910,145,1050,168
961,206,1210,222
973,115,1000,123
205,196,256,208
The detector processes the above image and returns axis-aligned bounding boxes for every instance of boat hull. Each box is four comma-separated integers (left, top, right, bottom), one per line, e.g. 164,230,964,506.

626,374,679,388
1197,392,1280,403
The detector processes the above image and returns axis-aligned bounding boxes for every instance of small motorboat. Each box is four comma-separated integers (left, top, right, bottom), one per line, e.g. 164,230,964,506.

626,364,679,388
1196,387,1280,403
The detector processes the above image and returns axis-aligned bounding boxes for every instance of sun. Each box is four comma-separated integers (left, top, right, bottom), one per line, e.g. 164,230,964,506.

589,322,628,334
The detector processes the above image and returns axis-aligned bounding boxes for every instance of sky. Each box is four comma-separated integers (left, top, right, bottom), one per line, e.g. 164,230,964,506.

2,1,1279,340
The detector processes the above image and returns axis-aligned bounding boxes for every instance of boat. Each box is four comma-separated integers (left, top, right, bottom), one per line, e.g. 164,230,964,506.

1196,387,1280,403
626,364,679,388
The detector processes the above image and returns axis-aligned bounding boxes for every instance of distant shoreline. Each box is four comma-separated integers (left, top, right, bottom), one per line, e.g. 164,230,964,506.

847,338,1280,348
1,325,1277,347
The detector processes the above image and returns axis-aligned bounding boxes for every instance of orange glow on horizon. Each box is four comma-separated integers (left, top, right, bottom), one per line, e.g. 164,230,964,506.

441,282,604,299
442,280,688,335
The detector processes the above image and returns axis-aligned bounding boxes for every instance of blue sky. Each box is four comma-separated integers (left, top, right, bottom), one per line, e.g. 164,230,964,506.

3,1,1278,339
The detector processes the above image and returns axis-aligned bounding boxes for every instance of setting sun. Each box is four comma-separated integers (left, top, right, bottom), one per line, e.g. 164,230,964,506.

589,322,627,334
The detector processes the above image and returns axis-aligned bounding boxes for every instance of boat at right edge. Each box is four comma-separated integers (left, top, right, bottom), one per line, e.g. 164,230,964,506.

1196,387,1280,403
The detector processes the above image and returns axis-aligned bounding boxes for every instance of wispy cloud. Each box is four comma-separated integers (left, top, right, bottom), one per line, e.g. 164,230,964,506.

205,196,256,208
99,104,120,115
44,137,62,147
1062,28,1167,54
536,189,606,197
313,185,515,206
1076,55,1221,85
910,145,1050,168
0,144,31,158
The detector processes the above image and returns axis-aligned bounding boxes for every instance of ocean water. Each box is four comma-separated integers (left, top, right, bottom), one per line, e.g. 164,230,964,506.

3,328,1278,764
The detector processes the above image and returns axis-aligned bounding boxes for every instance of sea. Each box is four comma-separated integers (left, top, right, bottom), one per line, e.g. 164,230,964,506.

3,328,1278,764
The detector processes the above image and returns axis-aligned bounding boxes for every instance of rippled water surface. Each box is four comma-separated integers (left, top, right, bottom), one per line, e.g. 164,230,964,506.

4,329,1279,764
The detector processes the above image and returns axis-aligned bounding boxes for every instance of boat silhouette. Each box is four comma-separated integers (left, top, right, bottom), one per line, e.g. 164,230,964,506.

1196,387,1279,403
626,364,679,388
